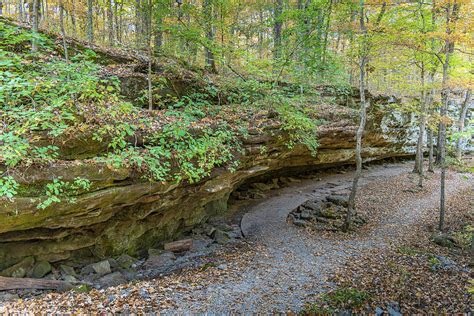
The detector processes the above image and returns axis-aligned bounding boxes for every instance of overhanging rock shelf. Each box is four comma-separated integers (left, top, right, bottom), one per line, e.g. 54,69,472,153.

0,96,416,269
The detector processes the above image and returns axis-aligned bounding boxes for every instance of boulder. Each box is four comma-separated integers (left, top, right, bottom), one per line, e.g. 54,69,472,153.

82,260,111,276
432,234,456,248
212,230,230,244
97,272,127,288
30,260,52,278
148,248,164,257
116,254,137,269
289,197,365,231
107,258,119,269
59,264,78,278
191,238,213,251
0,257,35,278
144,251,176,270
293,220,308,227
302,200,323,212
11,268,27,278
92,260,112,275
0,293,19,302
62,275,78,283
326,195,349,207
300,210,313,220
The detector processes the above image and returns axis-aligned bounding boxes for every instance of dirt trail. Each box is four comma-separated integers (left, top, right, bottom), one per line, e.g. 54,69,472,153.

3,162,472,313
152,162,470,313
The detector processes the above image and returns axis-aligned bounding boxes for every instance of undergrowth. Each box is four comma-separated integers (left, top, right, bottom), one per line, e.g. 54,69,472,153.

303,288,370,314
0,21,321,210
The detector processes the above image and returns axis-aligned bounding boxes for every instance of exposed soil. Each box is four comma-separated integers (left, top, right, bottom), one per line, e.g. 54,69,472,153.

1,161,472,313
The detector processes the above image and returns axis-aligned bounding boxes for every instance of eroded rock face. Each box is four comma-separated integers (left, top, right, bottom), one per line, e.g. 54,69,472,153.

0,99,415,269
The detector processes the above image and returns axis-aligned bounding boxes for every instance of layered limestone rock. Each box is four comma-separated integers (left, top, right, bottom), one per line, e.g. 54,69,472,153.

0,98,416,269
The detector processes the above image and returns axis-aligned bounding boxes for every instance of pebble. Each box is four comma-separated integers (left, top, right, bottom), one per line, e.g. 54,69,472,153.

217,264,228,270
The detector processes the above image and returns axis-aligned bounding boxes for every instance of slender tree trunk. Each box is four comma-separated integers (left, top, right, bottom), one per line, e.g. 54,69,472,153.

101,8,106,43
273,0,282,61
435,120,442,164
114,1,119,43
258,10,264,58
154,15,163,54
427,71,436,173
438,68,449,232
27,0,32,22
428,128,435,172
118,1,123,43
438,2,459,232
31,0,38,52
59,0,68,62
107,0,113,46
322,0,333,65
413,141,421,173
135,0,142,49
147,0,153,110
18,0,23,22
344,0,367,232
44,0,48,26
455,89,472,160
204,0,216,72
70,0,76,35
417,64,427,187
87,0,94,44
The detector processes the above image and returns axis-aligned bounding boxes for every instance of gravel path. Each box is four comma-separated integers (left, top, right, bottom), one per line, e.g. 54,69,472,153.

3,162,472,313
157,162,472,313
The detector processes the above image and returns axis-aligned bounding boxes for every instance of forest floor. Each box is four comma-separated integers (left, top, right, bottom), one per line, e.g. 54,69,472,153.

1,161,472,313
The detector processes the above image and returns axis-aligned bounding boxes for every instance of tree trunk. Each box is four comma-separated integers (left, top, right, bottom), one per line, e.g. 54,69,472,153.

154,16,163,54
70,0,76,35
27,0,32,22
18,0,23,21
273,0,283,61
322,0,333,65
455,89,472,160
258,10,264,58
135,0,142,49
428,128,434,172
118,1,123,43
0,276,74,291
344,0,367,232
147,0,153,110
41,0,46,25
427,70,436,173
31,0,38,52
107,0,113,46
438,3,458,232
413,143,421,173
164,239,193,252
417,64,427,187
204,0,216,72
59,0,68,61
435,123,442,164
438,69,449,233
87,0,94,44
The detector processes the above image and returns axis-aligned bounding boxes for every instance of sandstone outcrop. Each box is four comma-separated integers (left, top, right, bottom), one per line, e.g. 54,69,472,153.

0,94,416,270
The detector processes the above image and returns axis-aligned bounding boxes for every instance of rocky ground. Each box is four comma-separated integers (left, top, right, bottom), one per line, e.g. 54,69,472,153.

0,161,472,313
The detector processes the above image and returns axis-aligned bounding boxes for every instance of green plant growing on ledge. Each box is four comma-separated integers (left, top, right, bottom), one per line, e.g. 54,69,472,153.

275,98,320,156
0,176,18,200
37,177,91,210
